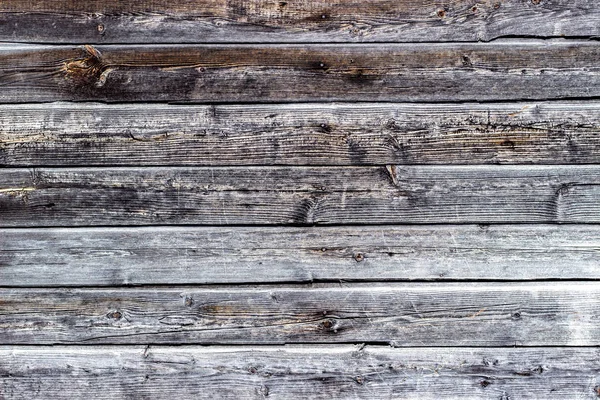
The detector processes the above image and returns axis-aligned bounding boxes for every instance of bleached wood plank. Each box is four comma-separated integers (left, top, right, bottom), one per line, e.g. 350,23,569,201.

4,345,599,399
1,283,599,345
2,225,600,286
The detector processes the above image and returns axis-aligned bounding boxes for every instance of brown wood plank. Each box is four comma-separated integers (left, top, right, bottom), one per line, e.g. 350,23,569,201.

1,166,600,226
0,0,599,43
2,225,600,286
1,42,600,103
3,102,600,166
3,345,600,399
1,283,599,345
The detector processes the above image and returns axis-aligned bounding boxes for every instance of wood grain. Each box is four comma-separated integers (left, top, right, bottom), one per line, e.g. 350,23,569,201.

1,165,600,226
3,102,600,167
1,0,599,43
2,41,600,103
1,283,600,345
2,225,600,286
3,345,600,399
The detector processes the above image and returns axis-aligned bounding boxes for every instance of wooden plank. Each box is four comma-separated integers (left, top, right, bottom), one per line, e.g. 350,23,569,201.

2,225,600,286
1,283,600,345
1,0,599,43
3,102,600,167
1,165,600,226
1,42,600,103
2,345,600,399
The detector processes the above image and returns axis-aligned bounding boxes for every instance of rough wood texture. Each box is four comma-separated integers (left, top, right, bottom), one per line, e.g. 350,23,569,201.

2,225,600,286
1,0,599,43
1,165,600,226
3,102,600,167
1,283,599,345
2,41,600,103
3,345,600,399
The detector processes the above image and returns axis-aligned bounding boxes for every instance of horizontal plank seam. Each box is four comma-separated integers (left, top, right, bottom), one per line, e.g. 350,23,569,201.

4,278,600,289
2,222,600,228
0,343,597,348
1,35,600,46
1,38,599,47
6,163,600,169
8,95,600,106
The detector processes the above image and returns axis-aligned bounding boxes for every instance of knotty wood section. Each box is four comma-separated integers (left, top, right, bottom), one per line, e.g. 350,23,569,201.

2,41,600,103
2,225,600,286
1,166,599,226
0,0,598,43
3,346,600,399
3,102,600,166
1,283,599,345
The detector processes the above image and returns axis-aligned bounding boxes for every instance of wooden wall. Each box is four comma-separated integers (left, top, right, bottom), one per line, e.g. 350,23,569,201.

1,1,600,398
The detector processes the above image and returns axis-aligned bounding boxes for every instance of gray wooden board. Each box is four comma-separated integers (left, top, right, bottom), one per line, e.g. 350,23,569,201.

3,102,600,167
2,345,600,399
2,225,600,286
1,0,599,43
1,165,600,226
1,283,600,345
2,41,600,103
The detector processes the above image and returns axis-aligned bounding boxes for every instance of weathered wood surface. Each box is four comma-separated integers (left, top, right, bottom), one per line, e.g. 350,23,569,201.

3,102,600,167
2,225,600,286
1,283,599,345
1,0,599,44
2,41,600,103
3,345,600,399
2,165,600,226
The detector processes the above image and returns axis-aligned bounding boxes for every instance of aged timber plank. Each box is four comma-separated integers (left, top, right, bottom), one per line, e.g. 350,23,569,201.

1,0,599,43
3,102,600,167
1,166,600,226
1,283,600,345
2,345,600,399
1,41,600,103
2,225,600,286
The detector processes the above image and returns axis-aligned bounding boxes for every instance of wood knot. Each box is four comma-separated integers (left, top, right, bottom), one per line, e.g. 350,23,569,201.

321,318,339,333
63,45,110,87
107,310,122,320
